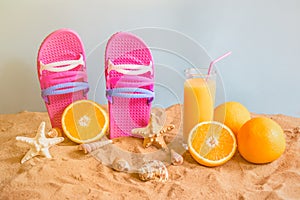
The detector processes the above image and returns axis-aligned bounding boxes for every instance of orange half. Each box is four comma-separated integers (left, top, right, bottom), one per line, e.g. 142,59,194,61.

188,121,237,167
61,100,109,144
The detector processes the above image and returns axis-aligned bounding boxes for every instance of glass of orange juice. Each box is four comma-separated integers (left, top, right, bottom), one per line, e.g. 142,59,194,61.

183,68,216,142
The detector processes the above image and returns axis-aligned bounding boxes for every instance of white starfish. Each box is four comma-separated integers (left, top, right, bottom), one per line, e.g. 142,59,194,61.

16,121,64,164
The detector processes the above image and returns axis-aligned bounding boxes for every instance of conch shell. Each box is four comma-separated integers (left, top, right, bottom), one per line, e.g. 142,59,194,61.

112,158,131,172
78,140,113,154
138,160,168,182
170,149,183,165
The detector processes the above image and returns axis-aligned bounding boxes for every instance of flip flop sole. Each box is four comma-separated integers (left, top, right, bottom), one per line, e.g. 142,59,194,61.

105,32,154,138
37,29,87,129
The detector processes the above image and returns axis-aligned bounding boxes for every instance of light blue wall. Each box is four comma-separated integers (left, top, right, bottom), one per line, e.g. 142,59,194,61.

0,0,299,117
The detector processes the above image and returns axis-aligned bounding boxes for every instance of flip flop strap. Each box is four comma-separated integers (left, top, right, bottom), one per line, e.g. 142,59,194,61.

107,76,154,88
39,54,84,75
41,71,87,86
107,60,153,75
106,88,154,104
41,82,89,104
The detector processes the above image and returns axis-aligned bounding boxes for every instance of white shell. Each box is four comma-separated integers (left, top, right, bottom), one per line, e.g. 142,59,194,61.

138,160,168,182
78,140,112,154
170,149,183,165
46,128,59,138
112,158,131,172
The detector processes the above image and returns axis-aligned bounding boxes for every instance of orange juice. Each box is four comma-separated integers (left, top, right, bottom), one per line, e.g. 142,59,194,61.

183,76,216,142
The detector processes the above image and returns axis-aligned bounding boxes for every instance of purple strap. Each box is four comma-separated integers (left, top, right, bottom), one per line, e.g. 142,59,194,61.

41,82,89,104
106,87,154,104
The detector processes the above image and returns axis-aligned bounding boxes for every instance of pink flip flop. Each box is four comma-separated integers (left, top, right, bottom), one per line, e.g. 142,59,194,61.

105,32,154,138
37,29,89,130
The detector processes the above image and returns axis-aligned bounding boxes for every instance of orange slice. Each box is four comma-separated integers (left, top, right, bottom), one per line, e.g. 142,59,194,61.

61,100,108,144
188,121,237,167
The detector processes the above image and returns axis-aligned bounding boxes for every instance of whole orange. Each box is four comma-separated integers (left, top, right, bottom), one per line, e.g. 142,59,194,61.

214,102,251,136
237,117,286,164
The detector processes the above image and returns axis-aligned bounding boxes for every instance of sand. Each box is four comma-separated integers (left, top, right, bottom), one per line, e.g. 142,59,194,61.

0,104,299,200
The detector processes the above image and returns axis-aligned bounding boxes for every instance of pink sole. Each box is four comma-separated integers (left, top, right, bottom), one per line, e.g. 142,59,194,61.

105,32,154,138
37,29,87,129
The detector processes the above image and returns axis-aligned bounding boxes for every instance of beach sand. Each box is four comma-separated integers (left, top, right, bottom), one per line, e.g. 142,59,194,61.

0,104,299,200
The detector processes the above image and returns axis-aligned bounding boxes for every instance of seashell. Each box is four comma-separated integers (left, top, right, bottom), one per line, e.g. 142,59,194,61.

46,128,59,138
138,160,168,182
112,158,131,172
170,149,183,166
78,140,113,154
